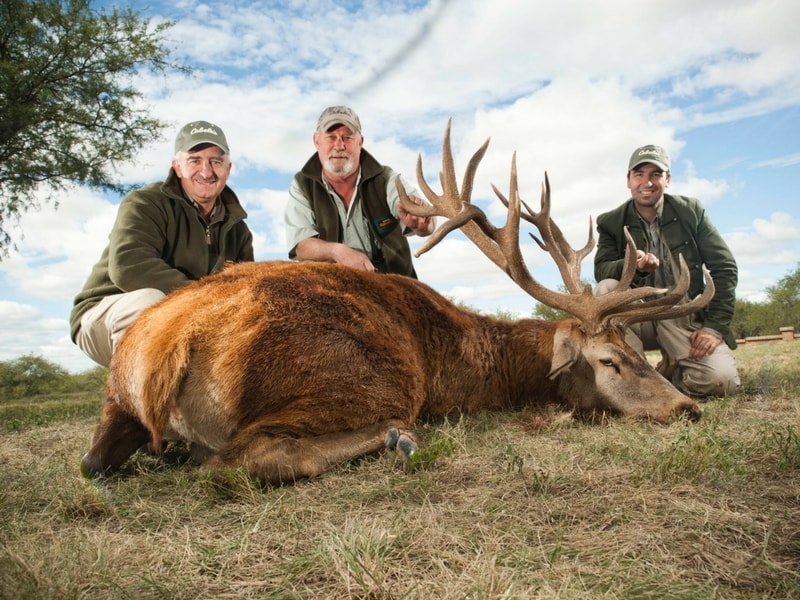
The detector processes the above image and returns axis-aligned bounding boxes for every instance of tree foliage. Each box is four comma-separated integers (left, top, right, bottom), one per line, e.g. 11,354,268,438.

730,299,770,340
765,265,800,329
730,264,800,340
0,354,107,399
0,354,66,397
0,0,187,255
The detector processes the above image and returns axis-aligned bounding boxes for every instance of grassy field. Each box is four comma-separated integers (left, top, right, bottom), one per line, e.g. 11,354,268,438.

1,341,799,599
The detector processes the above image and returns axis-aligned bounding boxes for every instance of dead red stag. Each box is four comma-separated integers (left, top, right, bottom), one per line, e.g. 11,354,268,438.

81,122,712,485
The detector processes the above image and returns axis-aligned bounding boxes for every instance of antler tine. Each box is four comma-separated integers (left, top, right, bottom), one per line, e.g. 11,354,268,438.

493,173,593,296
398,120,507,270
617,227,640,290
401,122,605,323
590,226,652,320
619,266,715,328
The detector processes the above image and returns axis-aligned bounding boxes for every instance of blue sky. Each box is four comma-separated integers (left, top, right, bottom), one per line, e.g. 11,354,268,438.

2,0,799,373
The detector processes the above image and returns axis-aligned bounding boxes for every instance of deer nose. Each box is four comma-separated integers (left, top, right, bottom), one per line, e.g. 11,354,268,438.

677,401,702,422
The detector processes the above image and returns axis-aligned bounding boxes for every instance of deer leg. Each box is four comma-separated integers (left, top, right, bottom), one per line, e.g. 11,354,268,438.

203,419,418,486
80,400,151,479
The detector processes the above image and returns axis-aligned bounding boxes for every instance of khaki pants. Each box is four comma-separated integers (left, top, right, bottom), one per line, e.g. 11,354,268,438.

75,288,166,367
595,279,740,397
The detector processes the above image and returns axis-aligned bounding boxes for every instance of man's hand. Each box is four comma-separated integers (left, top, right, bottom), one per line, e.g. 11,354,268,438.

296,238,376,272
635,249,660,272
689,328,722,360
331,243,376,272
399,194,435,236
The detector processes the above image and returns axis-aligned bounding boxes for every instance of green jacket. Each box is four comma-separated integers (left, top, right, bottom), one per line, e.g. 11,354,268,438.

291,149,417,278
69,168,253,342
594,193,738,348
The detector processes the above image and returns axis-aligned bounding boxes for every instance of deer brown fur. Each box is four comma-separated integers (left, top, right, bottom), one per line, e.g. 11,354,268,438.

81,124,710,486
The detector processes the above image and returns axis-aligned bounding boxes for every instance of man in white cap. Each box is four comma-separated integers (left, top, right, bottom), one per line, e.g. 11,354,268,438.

594,144,740,397
285,105,435,277
70,120,254,367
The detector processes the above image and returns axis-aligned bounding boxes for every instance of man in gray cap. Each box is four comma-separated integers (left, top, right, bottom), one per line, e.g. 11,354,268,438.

284,105,435,277
70,120,254,367
594,144,740,397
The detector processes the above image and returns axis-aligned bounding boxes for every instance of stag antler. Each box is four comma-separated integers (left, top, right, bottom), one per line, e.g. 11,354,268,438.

398,120,714,335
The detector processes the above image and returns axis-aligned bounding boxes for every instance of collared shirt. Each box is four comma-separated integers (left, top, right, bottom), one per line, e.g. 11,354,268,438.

322,169,374,256
639,214,675,290
184,197,226,270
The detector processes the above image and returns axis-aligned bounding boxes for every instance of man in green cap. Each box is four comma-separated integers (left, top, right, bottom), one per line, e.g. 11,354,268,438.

70,120,254,367
594,144,740,397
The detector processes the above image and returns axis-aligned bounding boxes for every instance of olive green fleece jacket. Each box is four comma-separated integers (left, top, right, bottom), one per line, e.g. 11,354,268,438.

69,168,253,342
594,193,738,349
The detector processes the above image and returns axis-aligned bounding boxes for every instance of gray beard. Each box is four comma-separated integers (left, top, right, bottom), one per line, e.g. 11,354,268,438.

323,156,356,176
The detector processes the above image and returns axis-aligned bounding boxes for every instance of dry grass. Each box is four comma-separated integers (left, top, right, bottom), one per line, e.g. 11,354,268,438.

1,342,799,599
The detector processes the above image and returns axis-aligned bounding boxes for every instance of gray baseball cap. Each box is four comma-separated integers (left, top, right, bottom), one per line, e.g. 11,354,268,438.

316,106,362,134
628,144,670,172
174,121,229,154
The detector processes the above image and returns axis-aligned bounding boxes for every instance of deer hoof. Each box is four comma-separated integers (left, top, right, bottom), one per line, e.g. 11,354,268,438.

385,427,400,450
385,428,419,470
397,434,418,465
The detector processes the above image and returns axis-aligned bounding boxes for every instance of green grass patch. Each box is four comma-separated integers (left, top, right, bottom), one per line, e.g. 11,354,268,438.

1,392,103,432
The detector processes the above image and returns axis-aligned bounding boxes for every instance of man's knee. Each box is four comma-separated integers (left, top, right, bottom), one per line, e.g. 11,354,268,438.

108,288,166,339
678,362,740,397
594,279,620,297
127,288,167,308
76,288,167,367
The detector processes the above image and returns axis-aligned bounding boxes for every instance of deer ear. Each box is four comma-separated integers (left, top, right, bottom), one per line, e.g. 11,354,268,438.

547,326,579,380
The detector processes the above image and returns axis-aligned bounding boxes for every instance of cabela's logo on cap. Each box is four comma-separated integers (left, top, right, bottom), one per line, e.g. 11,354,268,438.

317,105,362,134
628,144,670,171
637,147,666,159
174,120,229,154
190,126,219,136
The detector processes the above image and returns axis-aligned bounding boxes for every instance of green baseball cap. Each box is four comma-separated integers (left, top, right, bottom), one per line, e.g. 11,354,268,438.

174,121,229,154
628,144,670,172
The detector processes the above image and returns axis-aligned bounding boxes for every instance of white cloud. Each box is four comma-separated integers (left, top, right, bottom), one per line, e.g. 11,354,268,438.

725,212,800,267
677,161,731,205
751,153,800,169
3,187,117,301
0,301,93,372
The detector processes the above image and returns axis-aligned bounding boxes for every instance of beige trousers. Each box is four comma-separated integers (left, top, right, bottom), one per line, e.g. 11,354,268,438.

595,279,740,397
75,288,166,367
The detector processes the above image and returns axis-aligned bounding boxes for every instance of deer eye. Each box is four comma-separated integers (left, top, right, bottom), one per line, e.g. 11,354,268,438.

601,359,620,374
